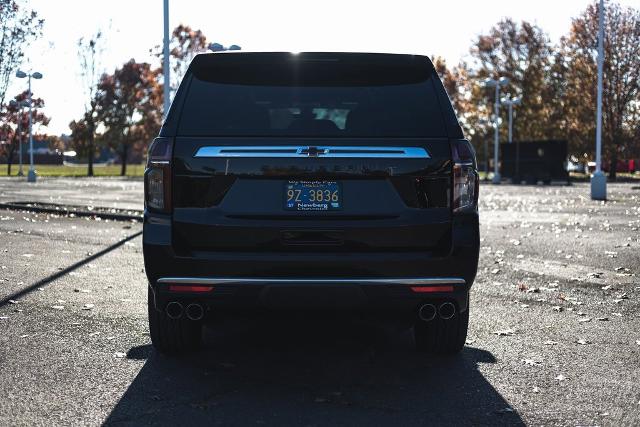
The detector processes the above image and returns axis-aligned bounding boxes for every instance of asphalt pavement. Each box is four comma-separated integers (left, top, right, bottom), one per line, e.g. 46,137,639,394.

0,177,639,426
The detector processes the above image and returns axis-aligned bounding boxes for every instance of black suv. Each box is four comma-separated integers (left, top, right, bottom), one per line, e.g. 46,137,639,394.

143,52,479,355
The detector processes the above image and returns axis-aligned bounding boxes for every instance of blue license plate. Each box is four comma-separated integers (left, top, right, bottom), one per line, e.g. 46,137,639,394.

284,181,342,211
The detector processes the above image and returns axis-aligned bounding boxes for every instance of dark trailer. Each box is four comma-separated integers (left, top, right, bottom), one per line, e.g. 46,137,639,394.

501,140,569,184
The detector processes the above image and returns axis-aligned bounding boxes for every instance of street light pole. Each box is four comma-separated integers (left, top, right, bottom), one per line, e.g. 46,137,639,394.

163,0,170,119
18,102,24,176
493,84,500,183
502,96,522,183
27,75,34,182
501,97,523,144
591,0,607,200
209,43,242,52
484,77,509,184
16,70,42,183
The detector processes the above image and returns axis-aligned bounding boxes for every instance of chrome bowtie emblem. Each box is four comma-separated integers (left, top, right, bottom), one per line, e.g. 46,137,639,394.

298,146,327,157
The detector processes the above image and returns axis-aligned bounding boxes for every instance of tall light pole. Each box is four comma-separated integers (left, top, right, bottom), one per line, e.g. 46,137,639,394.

9,99,28,177
163,0,170,120
16,70,42,183
209,43,242,52
591,0,606,200
502,96,522,182
484,77,510,184
501,96,522,144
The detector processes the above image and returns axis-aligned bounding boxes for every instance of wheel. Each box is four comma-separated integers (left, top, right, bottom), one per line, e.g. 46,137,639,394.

414,302,469,355
148,287,202,354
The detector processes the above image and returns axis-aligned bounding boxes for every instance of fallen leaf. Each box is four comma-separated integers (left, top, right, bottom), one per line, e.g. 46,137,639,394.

493,329,515,336
577,339,591,345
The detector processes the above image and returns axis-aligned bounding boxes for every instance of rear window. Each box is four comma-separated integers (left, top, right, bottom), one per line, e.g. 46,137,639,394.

177,54,447,138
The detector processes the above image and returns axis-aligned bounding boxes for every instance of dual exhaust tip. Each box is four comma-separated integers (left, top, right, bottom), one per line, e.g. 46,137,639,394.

418,302,456,322
165,301,205,321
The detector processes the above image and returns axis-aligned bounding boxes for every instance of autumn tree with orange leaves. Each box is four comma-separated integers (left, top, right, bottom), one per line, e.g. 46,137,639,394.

96,59,162,176
0,90,49,175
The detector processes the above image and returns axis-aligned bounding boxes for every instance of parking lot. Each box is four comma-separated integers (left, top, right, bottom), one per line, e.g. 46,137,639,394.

0,178,639,426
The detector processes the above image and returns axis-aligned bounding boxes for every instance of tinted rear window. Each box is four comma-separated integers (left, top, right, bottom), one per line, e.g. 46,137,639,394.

177,55,447,138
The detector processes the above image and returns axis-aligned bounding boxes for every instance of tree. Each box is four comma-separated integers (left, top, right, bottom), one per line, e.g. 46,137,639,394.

153,24,208,99
77,31,104,176
97,59,162,176
0,0,43,110
0,90,49,175
467,19,562,144
561,1,640,179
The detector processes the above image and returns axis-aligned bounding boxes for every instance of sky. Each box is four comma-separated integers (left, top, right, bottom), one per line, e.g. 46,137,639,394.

8,0,639,135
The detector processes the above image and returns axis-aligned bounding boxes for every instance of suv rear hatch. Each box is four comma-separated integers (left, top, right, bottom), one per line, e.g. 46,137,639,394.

164,53,461,255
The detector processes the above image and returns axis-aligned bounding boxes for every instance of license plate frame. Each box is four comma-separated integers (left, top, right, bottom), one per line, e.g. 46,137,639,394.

284,181,342,211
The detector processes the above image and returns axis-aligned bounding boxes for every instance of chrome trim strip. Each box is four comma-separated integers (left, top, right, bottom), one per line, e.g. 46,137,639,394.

157,277,465,286
194,146,430,159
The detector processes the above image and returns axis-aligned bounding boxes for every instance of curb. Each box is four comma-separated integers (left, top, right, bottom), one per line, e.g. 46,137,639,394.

0,202,143,222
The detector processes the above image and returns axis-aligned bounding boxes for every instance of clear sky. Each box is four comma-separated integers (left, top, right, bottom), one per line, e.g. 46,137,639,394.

8,0,638,135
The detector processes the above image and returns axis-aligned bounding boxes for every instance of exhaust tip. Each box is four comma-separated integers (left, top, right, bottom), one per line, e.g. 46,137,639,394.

418,303,437,322
186,303,204,321
438,302,456,320
165,301,183,319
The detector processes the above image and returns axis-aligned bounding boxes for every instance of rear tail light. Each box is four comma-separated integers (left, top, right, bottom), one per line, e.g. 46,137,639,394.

145,137,173,212
451,139,479,213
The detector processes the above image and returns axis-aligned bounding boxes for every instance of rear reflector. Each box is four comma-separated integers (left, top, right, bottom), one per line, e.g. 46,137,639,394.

168,285,214,293
410,285,454,293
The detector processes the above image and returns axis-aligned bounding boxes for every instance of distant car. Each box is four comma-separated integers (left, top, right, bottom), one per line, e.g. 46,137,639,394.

143,52,479,355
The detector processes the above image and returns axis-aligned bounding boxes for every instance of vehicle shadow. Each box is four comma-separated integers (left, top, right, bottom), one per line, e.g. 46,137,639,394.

105,318,522,426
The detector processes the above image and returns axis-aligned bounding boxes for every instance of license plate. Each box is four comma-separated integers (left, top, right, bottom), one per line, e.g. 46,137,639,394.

284,181,342,211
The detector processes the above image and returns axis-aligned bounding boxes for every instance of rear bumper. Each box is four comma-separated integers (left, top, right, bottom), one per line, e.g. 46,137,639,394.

143,212,479,315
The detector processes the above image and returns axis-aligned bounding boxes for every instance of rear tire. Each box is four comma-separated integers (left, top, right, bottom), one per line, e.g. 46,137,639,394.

148,288,202,354
414,302,469,354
